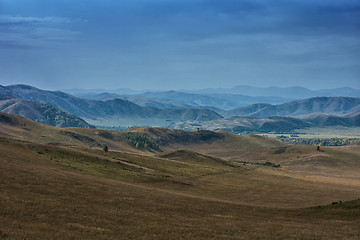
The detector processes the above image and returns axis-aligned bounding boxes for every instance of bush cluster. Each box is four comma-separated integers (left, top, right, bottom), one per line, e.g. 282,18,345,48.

236,160,280,168
125,133,160,150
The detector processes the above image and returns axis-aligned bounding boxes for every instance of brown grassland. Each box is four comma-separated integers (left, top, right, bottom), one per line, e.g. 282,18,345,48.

0,113,359,239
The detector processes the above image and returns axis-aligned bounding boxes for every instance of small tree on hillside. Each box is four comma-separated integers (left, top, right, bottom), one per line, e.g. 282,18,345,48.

103,145,108,155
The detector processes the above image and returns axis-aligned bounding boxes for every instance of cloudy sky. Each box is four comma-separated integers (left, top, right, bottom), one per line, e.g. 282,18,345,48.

0,0,359,90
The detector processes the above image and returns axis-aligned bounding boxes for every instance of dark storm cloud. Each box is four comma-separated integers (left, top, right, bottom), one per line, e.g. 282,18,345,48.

0,0,359,90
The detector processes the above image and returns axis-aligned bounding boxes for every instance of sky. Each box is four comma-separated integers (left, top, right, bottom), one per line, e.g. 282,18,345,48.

0,0,359,91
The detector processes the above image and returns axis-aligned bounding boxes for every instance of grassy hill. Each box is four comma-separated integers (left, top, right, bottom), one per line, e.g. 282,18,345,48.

1,112,360,239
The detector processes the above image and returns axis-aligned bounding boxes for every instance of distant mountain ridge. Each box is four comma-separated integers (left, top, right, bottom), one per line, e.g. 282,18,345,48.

78,92,211,110
65,85,360,100
188,85,360,99
137,91,292,110
68,85,360,111
224,97,360,117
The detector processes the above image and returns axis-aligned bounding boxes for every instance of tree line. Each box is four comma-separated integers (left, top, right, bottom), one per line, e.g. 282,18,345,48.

276,136,360,146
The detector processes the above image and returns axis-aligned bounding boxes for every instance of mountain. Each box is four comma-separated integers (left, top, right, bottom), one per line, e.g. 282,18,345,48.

189,85,360,99
170,112,360,133
0,84,222,127
138,91,292,110
0,98,94,128
223,97,360,118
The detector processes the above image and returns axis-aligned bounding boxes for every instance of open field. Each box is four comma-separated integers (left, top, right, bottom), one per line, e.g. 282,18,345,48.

1,113,360,239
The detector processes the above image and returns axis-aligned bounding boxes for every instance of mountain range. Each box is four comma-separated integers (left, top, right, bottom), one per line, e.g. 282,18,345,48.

78,91,293,110
0,84,222,127
71,85,360,112
1,84,359,131
79,92,211,110
66,85,360,101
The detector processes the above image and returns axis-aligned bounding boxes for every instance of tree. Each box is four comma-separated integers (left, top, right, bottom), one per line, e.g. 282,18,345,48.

103,145,108,155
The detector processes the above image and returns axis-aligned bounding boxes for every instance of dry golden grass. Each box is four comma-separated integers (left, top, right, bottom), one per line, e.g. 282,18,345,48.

1,137,360,239
1,113,360,239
